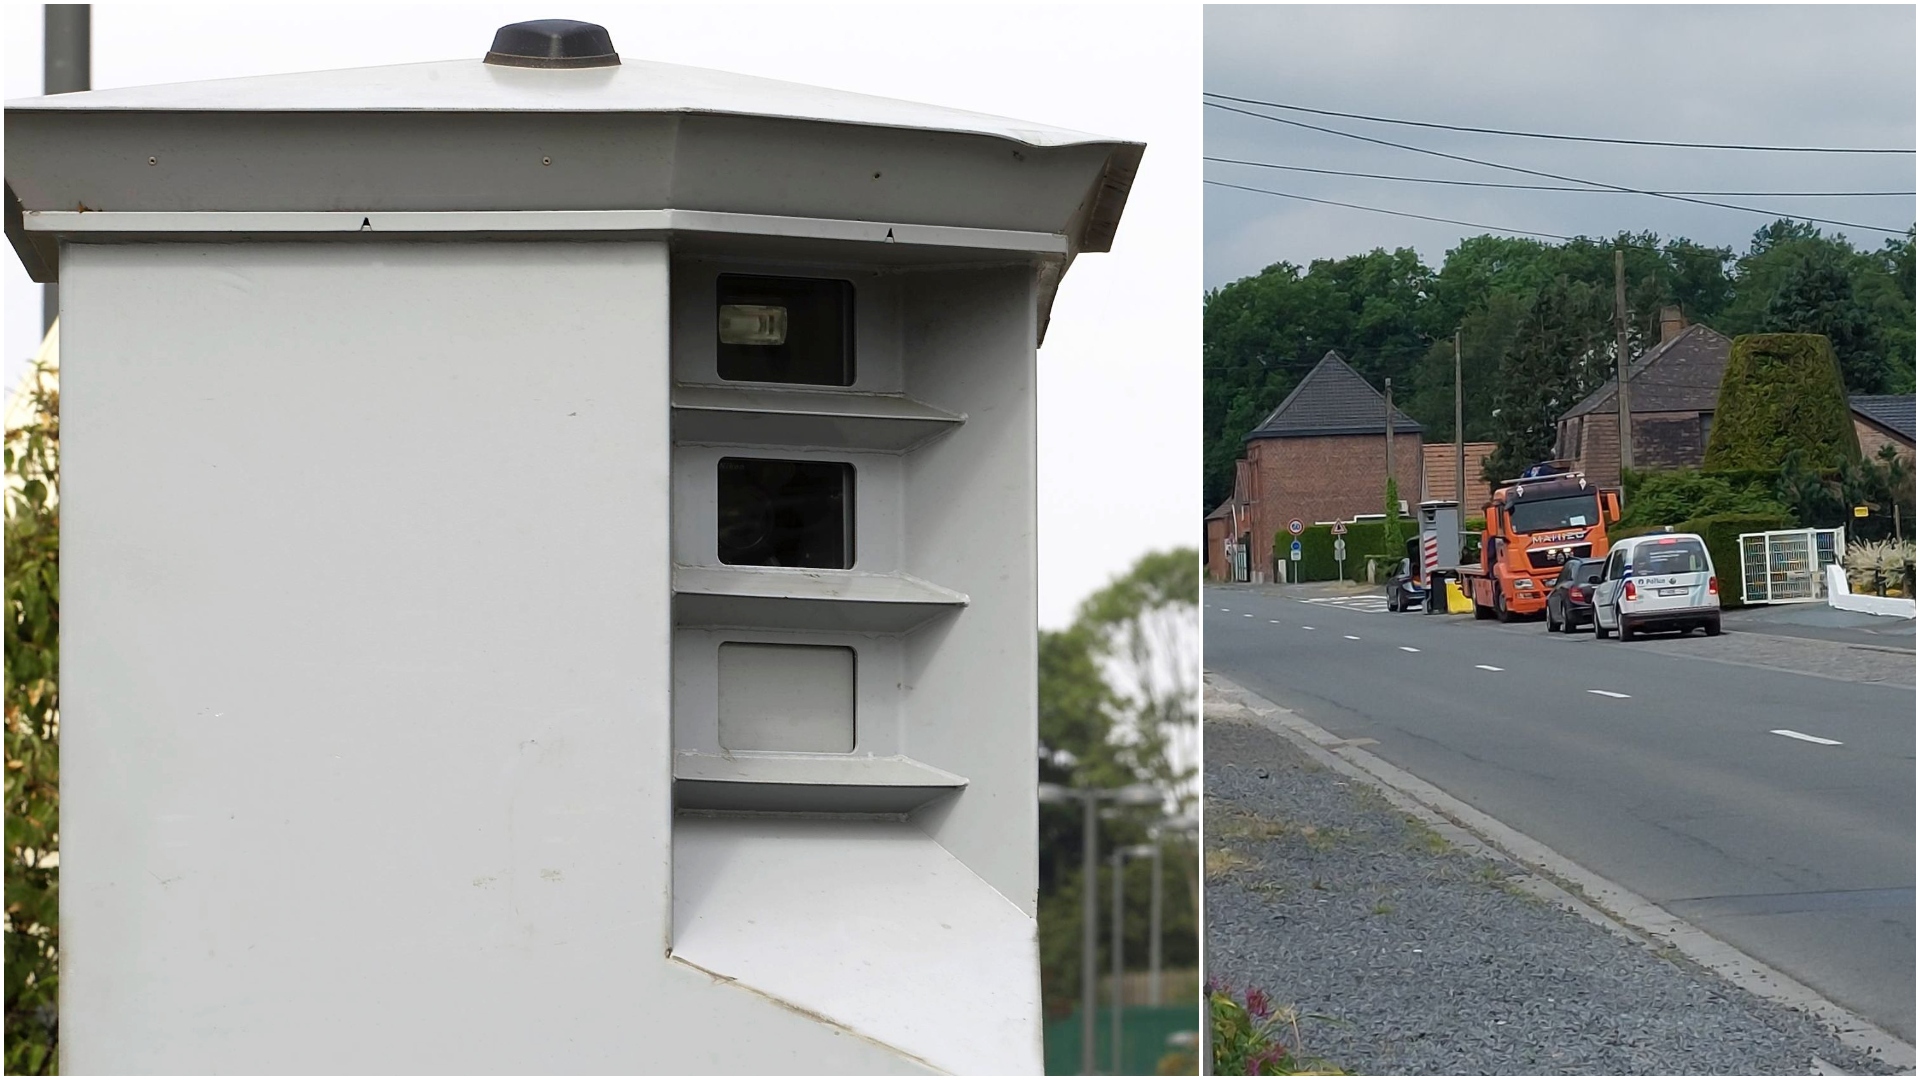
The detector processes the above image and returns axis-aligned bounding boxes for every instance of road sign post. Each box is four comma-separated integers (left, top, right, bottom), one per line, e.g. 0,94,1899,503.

1334,537,1346,579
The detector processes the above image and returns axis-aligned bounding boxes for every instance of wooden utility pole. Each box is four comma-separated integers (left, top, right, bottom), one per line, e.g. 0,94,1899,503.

1614,249,1633,475
1384,376,1395,493
1454,329,1465,504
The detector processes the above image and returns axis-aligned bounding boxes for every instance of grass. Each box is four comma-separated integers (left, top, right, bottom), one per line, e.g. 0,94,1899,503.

1403,817,1452,856
1207,848,1254,879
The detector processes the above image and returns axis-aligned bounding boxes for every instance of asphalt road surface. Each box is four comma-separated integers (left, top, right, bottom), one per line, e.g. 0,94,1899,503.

1206,584,1917,1045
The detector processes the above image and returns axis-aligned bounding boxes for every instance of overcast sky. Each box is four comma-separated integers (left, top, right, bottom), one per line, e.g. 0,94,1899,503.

1206,5,1917,289
4,2,1201,630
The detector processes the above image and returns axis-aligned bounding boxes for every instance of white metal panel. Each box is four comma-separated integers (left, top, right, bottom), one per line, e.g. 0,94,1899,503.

719,642,857,752
898,268,1042,914
672,816,1043,1074
3,57,1119,149
55,241,932,1073
673,627,904,758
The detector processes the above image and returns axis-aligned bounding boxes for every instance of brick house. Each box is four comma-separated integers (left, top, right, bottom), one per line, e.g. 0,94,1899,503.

1850,395,1916,463
1554,310,1731,489
1205,499,1233,582
1234,351,1423,581
1421,441,1498,511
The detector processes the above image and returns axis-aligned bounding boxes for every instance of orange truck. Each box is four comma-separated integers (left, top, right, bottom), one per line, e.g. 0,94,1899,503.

1457,463,1623,621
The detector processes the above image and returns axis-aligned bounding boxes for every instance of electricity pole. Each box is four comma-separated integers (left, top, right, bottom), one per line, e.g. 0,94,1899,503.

43,5,91,331
1454,329,1465,504
1384,376,1395,492
1614,249,1633,477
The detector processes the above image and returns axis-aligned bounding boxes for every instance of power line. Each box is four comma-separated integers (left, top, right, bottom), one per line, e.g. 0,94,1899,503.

1205,156,1917,198
1206,179,1578,240
1203,92,1918,155
1206,101,1914,236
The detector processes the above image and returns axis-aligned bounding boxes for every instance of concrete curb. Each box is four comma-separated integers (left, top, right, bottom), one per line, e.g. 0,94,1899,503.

1204,671,1917,1076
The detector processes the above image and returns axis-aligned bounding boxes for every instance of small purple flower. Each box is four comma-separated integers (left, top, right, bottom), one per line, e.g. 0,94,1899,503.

1205,974,1227,996
1244,986,1273,1020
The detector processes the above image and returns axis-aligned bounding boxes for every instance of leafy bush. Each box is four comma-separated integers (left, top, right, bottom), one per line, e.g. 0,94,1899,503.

5,359,60,1075
1704,334,1861,472
1209,980,1342,1076
1617,469,1789,530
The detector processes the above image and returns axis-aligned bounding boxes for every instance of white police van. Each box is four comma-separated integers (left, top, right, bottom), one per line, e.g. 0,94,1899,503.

1591,531,1722,641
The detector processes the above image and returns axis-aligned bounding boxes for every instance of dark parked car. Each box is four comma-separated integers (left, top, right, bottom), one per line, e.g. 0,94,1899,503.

1545,557,1600,633
1385,557,1428,612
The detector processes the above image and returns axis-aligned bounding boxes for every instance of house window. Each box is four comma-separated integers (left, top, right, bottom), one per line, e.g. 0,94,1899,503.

1699,412,1713,449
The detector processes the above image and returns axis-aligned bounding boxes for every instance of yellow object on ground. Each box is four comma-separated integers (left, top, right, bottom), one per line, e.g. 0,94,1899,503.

1445,580,1474,614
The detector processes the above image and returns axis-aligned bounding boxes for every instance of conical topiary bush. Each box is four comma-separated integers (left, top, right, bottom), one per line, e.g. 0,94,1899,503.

1703,334,1861,473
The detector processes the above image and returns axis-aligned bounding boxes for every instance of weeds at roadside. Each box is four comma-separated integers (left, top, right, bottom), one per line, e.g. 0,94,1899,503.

1403,818,1452,856
1209,980,1346,1075
1207,848,1254,879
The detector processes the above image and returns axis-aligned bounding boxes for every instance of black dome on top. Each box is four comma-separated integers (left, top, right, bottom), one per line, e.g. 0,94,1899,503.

484,20,620,68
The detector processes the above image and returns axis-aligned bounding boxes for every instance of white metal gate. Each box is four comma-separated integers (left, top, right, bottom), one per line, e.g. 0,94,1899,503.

1739,528,1845,604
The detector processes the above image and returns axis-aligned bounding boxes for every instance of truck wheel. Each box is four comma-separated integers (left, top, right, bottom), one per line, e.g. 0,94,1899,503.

1494,591,1511,623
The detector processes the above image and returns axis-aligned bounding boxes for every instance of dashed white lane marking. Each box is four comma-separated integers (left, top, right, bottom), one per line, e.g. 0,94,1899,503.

1587,689,1630,699
1269,620,1281,624
1399,646,1420,653
1302,626,1316,631
1772,729,1843,746
1343,635,1360,641
1243,613,1253,618
1476,664,1504,672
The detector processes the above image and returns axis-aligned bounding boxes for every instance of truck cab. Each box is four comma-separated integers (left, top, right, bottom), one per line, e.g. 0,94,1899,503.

1462,463,1621,621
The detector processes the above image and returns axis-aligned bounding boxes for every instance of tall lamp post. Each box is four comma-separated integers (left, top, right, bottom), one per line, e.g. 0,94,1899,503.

1040,781,1162,1075
1112,842,1156,1074
1146,813,1199,1006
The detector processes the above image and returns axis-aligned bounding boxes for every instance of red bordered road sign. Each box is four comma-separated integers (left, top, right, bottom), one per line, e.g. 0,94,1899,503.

1331,521,1348,536
1288,519,1303,536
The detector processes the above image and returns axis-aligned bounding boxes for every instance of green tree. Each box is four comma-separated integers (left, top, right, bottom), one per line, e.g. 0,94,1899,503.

1382,477,1406,561
1037,550,1199,1016
1483,276,1612,481
6,360,60,1076
1760,248,1889,393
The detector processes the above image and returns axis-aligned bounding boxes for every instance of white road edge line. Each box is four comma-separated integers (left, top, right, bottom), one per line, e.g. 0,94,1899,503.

1476,664,1504,672
1772,729,1844,746
1587,689,1631,699
1399,646,1421,653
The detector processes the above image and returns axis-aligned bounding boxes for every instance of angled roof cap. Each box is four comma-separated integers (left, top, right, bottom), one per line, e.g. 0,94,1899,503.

6,49,1142,345
1246,351,1422,441
3,56,1121,150
1850,394,1917,443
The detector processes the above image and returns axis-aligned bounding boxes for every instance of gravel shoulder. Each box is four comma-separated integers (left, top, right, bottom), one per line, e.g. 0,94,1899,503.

1204,700,1904,1076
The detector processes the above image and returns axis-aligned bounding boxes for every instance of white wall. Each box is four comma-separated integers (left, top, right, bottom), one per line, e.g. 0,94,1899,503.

58,240,923,1073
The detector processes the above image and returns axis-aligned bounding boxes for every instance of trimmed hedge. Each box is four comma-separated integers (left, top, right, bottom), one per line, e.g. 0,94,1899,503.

1615,468,1789,530
1609,511,1793,608
1281,521,1404,583
1704,334,1861,473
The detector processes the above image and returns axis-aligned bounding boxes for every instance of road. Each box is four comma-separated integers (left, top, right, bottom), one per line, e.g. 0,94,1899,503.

1206,583,1917,1045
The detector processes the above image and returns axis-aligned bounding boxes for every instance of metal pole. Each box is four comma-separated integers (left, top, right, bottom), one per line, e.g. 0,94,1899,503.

1454,329,1465,503
1614,249,1633,477
1148,835,1164,1006
1081,794,1099,1076
42,5,91,332
1110,848,1125,1076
